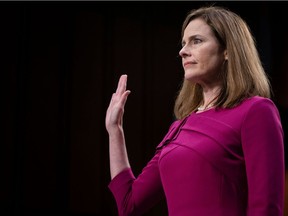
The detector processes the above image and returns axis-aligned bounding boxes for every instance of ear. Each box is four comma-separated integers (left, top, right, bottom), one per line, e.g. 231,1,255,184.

224,50,228,60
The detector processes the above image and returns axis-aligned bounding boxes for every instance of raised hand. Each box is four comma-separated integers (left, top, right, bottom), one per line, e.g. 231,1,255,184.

105,74,131,133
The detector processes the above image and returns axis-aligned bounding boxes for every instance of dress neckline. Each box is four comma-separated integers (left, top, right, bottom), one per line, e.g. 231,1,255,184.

193,107,216,115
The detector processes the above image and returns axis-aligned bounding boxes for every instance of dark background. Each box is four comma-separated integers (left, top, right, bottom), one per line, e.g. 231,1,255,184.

1,1,287,216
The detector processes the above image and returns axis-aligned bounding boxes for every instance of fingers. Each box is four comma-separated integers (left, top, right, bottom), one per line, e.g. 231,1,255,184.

108,75,131,110
115,74,130,106
115,74,127,96
120,90,131,107
105,75,131,130
107,90,130,111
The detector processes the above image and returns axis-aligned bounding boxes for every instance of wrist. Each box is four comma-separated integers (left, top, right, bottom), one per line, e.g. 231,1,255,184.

107,125,124,136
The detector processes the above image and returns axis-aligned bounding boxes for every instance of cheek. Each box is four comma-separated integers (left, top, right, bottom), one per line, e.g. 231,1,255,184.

200,50,223,67
197,54,213,70
194,48,213,63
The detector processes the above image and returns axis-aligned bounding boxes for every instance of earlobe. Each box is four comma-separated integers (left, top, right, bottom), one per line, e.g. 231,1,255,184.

224,50,228,60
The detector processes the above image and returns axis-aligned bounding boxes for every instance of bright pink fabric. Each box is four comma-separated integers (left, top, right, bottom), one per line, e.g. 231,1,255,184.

108,96,284,216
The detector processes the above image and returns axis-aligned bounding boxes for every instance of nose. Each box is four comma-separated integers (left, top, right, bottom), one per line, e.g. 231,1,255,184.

179,45,190,58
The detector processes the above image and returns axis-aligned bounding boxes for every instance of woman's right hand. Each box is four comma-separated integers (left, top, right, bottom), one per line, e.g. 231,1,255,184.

105,74,131,134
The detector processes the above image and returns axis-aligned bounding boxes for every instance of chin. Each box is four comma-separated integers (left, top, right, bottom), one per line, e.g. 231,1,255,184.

184,69,204,82
184,73,198,82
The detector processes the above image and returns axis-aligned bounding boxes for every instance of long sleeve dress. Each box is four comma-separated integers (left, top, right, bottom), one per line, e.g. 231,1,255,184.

108,96,285,216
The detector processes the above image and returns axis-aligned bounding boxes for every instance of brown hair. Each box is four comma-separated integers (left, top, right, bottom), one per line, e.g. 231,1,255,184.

174,6,271,120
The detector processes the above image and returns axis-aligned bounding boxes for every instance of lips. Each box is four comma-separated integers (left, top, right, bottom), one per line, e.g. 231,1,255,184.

183,61,196,67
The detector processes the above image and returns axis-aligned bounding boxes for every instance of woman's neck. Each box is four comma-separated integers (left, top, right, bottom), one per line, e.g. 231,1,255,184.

201,85,221,109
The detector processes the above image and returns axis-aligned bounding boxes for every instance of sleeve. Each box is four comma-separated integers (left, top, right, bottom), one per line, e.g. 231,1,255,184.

108,149,165,216
241,98,285,216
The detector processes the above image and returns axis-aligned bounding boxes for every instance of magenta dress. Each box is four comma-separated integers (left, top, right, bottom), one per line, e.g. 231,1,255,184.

108,96,284,216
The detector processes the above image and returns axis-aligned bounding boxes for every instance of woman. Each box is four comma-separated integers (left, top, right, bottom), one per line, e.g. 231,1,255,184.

105,6,284,216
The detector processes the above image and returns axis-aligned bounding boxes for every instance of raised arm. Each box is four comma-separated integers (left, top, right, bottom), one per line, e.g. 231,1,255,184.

105,74,131,179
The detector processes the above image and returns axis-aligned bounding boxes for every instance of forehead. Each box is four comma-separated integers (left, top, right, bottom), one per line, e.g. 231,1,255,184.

183,18,214,39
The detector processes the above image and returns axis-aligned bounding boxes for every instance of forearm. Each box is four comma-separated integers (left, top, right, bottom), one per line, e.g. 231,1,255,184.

108,148,164,216
109,127,131,179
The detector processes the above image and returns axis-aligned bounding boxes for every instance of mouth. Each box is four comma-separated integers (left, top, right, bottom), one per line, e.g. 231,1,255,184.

183,61,196,67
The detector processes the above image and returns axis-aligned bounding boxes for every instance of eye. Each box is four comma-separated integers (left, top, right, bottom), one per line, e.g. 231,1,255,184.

193,38,202,44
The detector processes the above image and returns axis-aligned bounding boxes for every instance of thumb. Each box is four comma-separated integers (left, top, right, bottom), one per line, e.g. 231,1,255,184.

120,90,131,107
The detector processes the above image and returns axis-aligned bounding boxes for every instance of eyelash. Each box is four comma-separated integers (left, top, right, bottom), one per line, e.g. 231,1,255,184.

193,39,202,44
182,38,202,47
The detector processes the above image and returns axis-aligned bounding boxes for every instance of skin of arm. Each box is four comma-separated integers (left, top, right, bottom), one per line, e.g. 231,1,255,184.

105,74,131,179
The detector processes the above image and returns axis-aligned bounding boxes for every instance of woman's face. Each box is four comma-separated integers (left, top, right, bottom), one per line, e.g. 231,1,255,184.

179,18,226,86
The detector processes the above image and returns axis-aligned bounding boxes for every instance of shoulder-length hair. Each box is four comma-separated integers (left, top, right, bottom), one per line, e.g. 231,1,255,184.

174,6,271,120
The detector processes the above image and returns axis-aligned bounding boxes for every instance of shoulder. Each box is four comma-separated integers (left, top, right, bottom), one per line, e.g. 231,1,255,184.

217,96,278,121
240,96,282,128
238,96,278,114
241,95,273,106
223,96,281,131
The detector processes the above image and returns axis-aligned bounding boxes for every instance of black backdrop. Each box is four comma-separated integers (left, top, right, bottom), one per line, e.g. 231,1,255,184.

1,1,288,216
